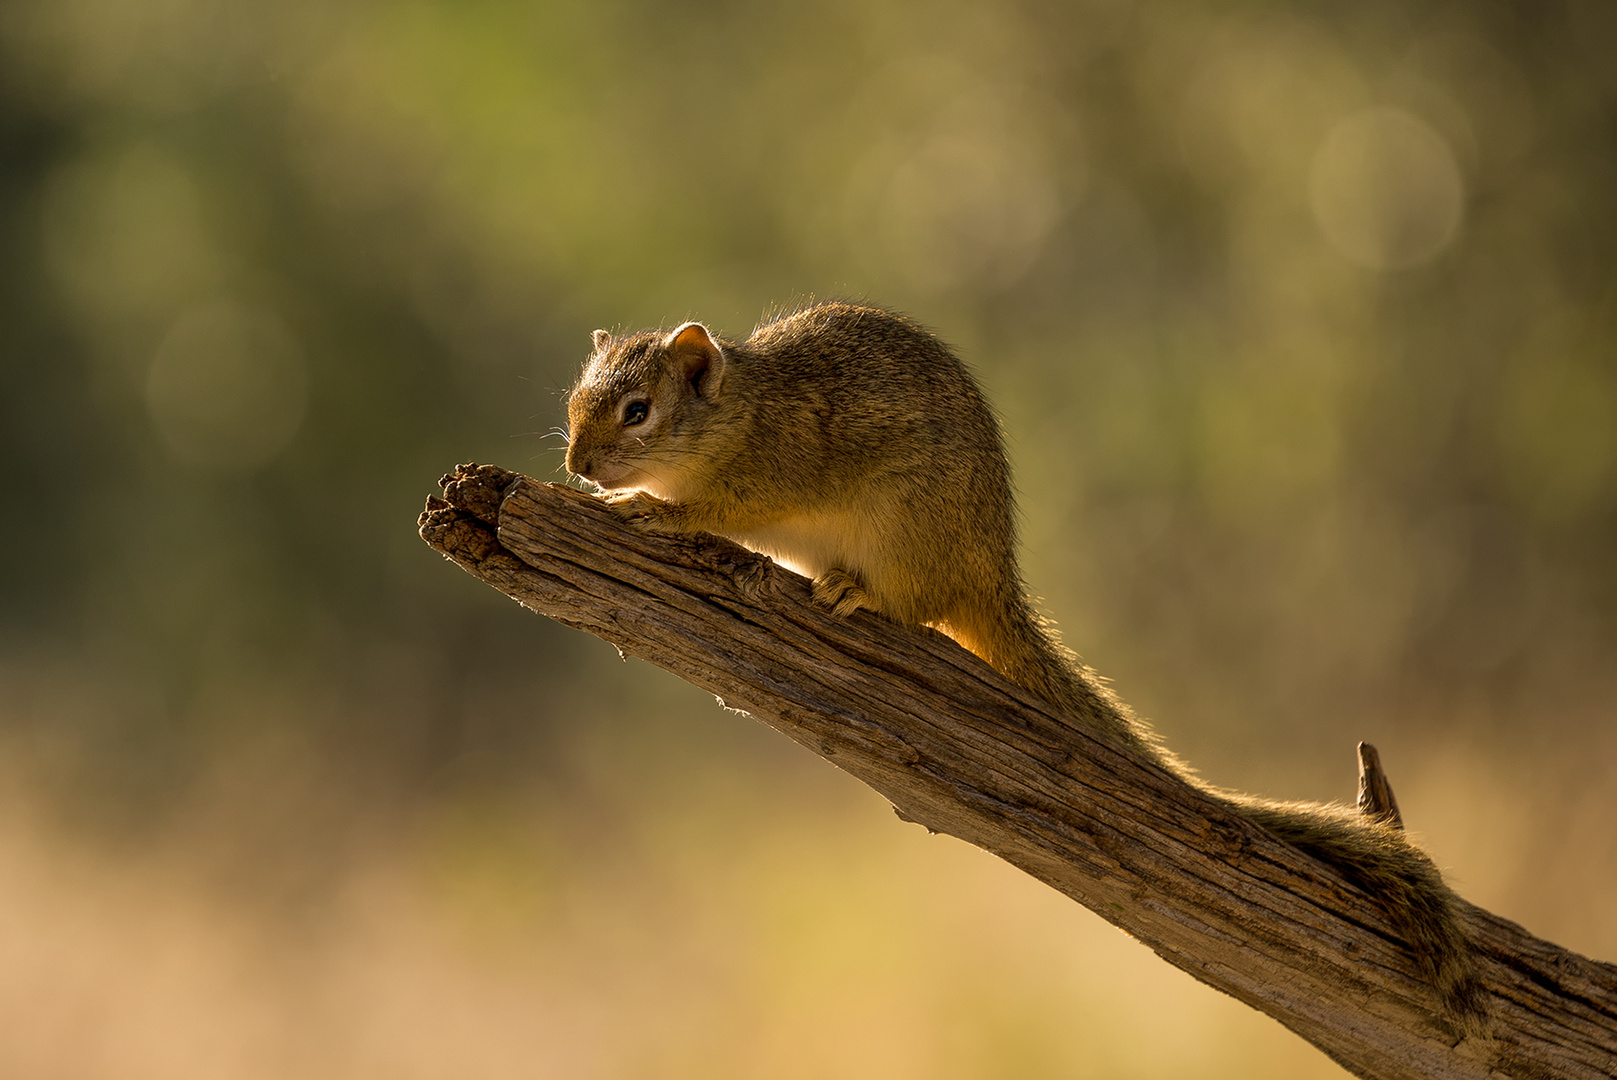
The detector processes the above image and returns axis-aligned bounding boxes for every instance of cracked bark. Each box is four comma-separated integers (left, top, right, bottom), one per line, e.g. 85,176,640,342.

419,463,1617,1080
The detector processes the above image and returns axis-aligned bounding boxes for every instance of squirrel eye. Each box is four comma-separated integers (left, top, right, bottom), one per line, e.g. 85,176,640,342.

622,400,649,427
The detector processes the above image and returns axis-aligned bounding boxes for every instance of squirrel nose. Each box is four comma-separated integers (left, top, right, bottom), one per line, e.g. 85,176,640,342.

567,446,595,479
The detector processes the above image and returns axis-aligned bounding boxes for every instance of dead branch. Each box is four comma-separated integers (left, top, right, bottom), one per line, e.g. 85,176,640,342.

419,463,1617,1080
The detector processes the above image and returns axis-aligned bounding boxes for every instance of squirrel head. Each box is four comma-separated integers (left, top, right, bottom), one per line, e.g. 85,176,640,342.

565,321,727,498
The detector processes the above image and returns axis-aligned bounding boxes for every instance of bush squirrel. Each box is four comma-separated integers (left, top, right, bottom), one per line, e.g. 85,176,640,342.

565,301,1482,1030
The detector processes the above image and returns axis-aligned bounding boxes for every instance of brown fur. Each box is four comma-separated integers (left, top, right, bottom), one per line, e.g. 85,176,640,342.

566,301,1484,1031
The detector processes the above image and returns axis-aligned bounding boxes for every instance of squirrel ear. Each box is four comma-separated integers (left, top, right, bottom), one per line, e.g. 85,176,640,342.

666,322,724,396
592,329,611,351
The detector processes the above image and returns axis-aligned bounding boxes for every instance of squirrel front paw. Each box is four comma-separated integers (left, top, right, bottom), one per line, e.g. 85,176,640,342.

604,490,673,532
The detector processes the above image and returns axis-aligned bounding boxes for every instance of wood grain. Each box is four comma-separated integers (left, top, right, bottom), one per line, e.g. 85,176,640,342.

419,463,1617,1080
1358,742,1405,829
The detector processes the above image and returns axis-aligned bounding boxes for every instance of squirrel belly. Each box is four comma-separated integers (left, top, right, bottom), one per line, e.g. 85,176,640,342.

565,301,1483,1032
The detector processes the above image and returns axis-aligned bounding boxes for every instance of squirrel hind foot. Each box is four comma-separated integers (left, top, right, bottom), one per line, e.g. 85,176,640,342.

811,568,869,617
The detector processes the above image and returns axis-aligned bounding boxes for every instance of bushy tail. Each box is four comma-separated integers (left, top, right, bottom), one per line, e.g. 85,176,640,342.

966,593,1140,745
973,599,1486,1033
1236,797,1486,1034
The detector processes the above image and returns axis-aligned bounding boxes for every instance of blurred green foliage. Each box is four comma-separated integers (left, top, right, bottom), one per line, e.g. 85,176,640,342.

5,0,1614,787
0,1,1615,1074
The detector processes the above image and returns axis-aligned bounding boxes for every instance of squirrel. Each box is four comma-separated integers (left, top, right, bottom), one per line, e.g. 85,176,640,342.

564,301,1484,1032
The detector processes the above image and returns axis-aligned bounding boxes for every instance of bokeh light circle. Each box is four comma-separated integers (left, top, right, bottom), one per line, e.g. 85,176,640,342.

1309,108,1465,270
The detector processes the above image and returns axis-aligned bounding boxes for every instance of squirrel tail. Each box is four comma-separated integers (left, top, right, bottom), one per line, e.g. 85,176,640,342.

1232,796,1486,1034
954,591,1139,744
961,598,1486,1033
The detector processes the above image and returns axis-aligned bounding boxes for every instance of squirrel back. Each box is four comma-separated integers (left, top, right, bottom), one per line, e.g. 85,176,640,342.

565,301,1482,1031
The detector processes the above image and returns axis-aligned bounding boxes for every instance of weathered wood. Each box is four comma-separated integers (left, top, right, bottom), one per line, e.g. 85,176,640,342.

419,463,1617,1080
1358,742,1404,830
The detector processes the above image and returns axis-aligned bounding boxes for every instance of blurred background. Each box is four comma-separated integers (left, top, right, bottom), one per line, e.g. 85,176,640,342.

1,0,1614,1076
